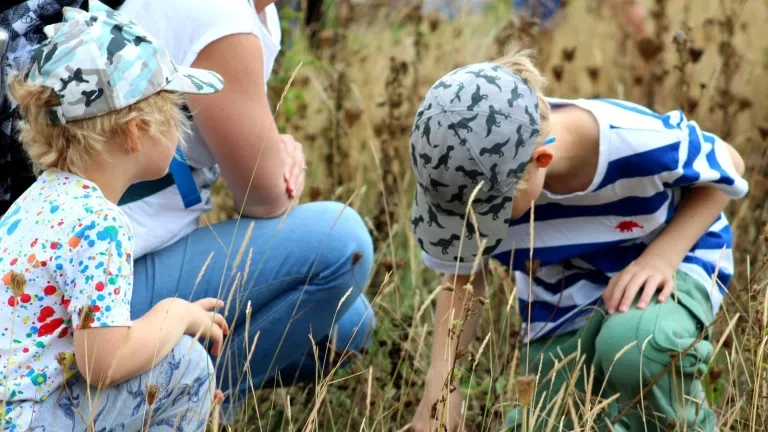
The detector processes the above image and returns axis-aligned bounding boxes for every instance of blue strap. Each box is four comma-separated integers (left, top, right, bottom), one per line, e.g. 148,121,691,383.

168,146,202,209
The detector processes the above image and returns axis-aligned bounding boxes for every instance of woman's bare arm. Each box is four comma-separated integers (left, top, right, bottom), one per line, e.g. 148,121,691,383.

184,33,294,218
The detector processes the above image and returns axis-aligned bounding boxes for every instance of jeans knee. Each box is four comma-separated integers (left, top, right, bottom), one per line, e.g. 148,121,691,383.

311,201,374,293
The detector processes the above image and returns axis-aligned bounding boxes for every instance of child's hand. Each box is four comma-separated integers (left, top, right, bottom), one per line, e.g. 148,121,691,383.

603,255,676,314
185,298,230,356
213,389,226,405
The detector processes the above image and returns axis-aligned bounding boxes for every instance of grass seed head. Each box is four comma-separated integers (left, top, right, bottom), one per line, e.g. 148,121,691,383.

516,375,536,407
9,271,26,297
146,383,160,406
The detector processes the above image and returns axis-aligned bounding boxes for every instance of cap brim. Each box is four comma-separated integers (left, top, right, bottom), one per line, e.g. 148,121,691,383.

164,67,224,95
411,184,512,267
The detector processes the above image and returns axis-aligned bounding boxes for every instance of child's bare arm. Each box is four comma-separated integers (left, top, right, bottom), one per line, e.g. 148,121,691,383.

73,298,228,388
604,142,746,313
427,273,486,377
411,272,486,431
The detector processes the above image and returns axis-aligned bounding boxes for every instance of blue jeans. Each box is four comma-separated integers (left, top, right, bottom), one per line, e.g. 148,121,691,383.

129,201,376,419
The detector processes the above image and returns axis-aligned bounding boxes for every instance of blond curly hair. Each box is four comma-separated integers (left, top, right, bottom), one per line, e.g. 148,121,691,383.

8,73,190,178
491,46,551,192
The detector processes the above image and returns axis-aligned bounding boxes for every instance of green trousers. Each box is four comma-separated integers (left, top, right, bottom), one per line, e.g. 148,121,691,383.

505,271,717,432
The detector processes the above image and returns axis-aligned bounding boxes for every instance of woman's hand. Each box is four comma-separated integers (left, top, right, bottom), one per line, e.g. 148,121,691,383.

280,134,306,200
185,298,230,356
603,254,677,314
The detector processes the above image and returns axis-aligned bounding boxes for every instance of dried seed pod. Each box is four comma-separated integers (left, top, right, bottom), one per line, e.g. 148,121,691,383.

551,64,564,82
736,97,752,112
685,97,699,113
427,14,440,32
688,47,704,63
373,123,385,137
636,37,664,63
586,66,600,83
561,46,576,63
757,126,768,141
343,107,363,127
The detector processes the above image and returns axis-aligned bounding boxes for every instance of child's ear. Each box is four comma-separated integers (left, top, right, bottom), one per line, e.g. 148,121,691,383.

531,146,553,168
122,118,144,154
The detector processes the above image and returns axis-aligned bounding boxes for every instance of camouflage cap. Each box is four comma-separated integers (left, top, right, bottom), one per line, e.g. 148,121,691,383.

24,0,223,125
410,62,541,266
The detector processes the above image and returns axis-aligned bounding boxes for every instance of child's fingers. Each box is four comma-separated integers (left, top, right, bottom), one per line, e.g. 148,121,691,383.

618,272,646,313
195,298,223,311
606,270,634,313
212,312,230,335
603,275,618,309
209,326,224,356
213,389,226,405
657,278,675,302
637,274,662,309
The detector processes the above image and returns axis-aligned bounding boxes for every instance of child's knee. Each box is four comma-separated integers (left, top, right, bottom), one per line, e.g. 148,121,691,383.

594,301,713,391
176,335,216,378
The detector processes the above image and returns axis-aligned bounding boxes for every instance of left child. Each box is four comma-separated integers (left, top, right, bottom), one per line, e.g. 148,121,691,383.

0,2,228,430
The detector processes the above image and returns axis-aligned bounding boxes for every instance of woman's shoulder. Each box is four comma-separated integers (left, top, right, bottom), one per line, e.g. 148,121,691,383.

121,0,255,23
119,0,262,66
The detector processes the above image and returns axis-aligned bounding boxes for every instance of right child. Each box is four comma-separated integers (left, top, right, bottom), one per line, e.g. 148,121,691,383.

408,47,747,432
0,2,228,431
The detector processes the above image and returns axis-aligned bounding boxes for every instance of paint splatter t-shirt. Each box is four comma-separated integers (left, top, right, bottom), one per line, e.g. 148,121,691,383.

0,170,133,431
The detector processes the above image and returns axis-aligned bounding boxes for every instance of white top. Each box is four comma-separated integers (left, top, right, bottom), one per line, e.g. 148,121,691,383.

422,97,749,342
117,0,282,258
0,170,134,431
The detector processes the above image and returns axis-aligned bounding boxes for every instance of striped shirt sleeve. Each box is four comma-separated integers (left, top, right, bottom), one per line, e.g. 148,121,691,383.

662,119,749,198
594,98,748,199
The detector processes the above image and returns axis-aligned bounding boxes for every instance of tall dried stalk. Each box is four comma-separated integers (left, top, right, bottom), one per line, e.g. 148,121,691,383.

324,0,352,193
712,0,745,142
636,0,669,110
373,57,409,240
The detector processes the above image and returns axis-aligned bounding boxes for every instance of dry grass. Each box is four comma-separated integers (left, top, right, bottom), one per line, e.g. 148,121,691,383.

200,0,768,430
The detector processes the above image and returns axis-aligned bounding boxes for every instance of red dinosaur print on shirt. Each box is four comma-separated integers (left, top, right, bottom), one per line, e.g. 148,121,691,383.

615,220,644,233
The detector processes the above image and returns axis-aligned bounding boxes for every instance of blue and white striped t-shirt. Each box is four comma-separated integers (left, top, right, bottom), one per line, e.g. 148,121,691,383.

422,97,749,342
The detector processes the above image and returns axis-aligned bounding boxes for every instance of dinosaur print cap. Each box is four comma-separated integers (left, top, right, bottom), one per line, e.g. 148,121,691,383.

23,0,223,125
410,62,541,265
